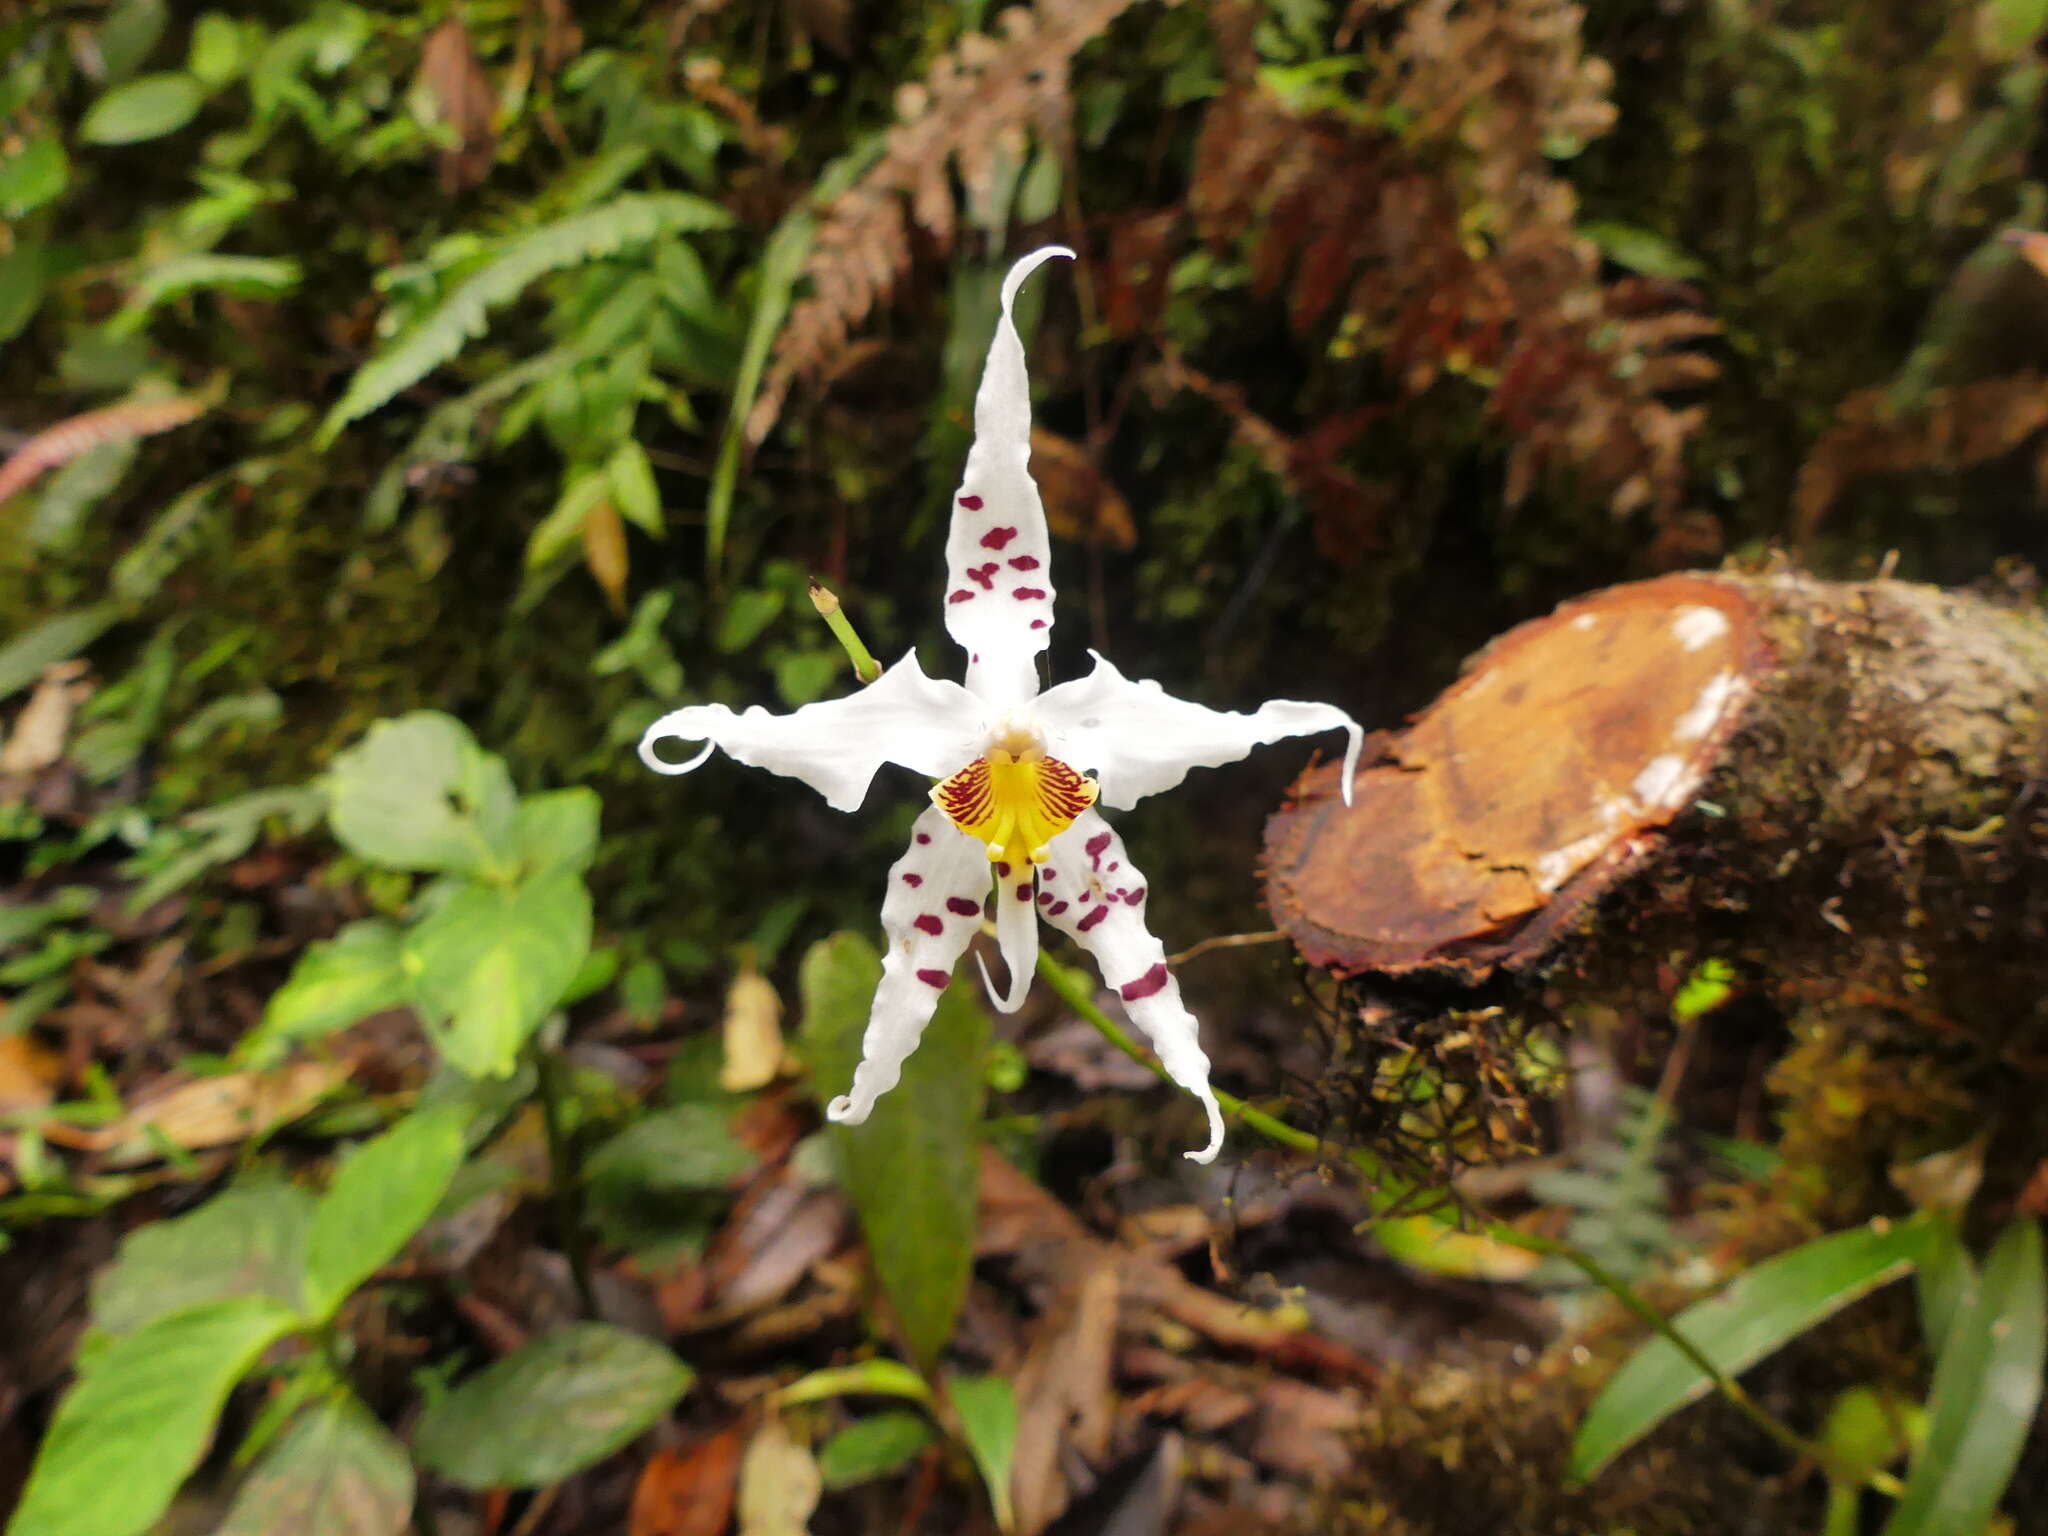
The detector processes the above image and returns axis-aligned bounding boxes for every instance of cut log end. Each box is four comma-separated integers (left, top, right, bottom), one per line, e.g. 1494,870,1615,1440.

1264,574,1771,981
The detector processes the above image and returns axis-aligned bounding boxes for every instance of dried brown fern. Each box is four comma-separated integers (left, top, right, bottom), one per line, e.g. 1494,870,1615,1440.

1191,0,1716,527
1794,373,2048,543
0,398,206,507
746,0,1155,446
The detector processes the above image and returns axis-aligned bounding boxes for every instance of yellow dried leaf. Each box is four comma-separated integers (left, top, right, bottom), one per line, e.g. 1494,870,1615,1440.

582,499,629,616
0,1032,64,1111
720,965,786,1093
735,1414,821,1536
94,1060,347,1166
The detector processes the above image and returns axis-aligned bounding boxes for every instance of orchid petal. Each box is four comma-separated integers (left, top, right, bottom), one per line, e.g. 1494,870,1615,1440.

639,652,983,812
976,861,1039,1013
1036,811,1224,1163
828,808,992,1126
945,247,1072,710
1036,651,1362,812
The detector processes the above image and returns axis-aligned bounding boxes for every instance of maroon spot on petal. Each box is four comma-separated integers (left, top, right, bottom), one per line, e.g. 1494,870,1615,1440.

968,562,999,590
1127,886,1147,903
1108,861,1120,872
1085,831,1112,869
948,589,974,604
1078,890,1093,904
1008,555,1041,570
1047,901,1068,916
1030,619,1047,630
996,862,1012,877
1040,868,1054,881
1119,962,1170,1000
916,833,931,844
902,873,923,887
1015,882,1032,901
1077,905,1110,933
1038,891,1052,904
959,494,984,511
980,526,1016,549
946,897,981,917
1012,587,1048,601
914,914,944,936
917,967,950,988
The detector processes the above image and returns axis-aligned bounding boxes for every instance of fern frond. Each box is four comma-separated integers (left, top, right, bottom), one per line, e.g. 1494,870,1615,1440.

746,0,1155,445
318,192,732,443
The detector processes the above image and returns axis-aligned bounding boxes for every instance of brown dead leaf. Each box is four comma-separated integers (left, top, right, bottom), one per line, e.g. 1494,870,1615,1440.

417,18,497,195
50,1060,346,1164
1249,1378,1364,1479
538,0,583,71
583,499,629,617
702,1180,847,1317
0,661,91,774
719,964,786,1093
1012,1256,1119,1534
1032,430,1137,550
0,1033,63,1111
735,1415,820,1536
631,1426,746,1536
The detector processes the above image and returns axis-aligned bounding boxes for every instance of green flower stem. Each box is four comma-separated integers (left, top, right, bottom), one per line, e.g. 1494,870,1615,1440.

809,579,882,684
531,1044,597,1318
1030,946,1903,1500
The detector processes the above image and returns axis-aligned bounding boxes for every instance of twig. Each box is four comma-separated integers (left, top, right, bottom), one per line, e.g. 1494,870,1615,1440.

1167,928,1286,966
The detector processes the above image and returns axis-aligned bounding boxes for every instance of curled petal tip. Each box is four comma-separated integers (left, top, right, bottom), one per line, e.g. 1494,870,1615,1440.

1338,719,1363,808
1000,245,1075,311
975,952,1031,1014
638,722,716,777
1183,1094,1226,1164
825,1093,865,1125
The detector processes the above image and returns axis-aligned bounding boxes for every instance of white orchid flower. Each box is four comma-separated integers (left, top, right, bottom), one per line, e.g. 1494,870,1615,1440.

639,247,1360,1163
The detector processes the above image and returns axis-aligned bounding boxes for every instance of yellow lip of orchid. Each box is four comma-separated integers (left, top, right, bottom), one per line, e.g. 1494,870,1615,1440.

930,743,1099,864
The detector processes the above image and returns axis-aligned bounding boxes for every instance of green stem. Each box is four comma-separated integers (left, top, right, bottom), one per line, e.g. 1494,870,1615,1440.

809,579,882,684
1030,946,1901,1501
531,1045,598,1318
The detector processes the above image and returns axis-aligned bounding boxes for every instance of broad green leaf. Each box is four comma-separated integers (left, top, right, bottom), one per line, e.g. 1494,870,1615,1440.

1582,220,1707,281
0,134,69,219
817,1411,935,1490
302,1105,469,1321
80,73,205,145
946,1372,1018,1532
1912,1212,1972,1349
713,587,783,653
413,1324,692,1489
607,438,662,537
325,712,517,876
586,1105,755,1196
114,254,302,333
1883,1219,2045,1536
243,921,410,1064
7,1297,298,1536
0,605,123,702
1989,0,2048,55
0,231,50,343
1372,1213,1542,1281
1571,1217,1933,1484
90,1176,314,1334
511,788,601,877
405,871,593,1078
800,933,989,1370
216,1396,412,1536
95,0,167,80
29,440,136,552
187,13,251,87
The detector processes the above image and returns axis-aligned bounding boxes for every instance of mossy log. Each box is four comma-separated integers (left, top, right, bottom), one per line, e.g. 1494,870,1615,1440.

1264,570,2048,1201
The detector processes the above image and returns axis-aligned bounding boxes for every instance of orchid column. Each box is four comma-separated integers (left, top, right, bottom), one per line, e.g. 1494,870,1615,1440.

641,248,1360,1162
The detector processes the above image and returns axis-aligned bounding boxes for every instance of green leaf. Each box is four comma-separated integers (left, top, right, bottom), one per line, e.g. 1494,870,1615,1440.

1883,1219,2045,1536
0,134,69,219
243,921,410,1065
1581,220,1708,281
511,788,601,877
114,254,302,333
946,1372,1018,1532
7,1297,299,1536
817,1411,935,1490
1912,1212,1973,1348
29,440,137,553
714,588,784,653
319,193,732,439
0,230,50,344
188,14,252,87
607,439,663,537
586,1105,755,1197
1570,1217,1933,1484
81,73,205,145
405,872,593,1078
216,1396,411,1536
96,0,168,80
325,712,518,876
774,1358,933,1408
413,1324,692,1489
302,1105,469,1321
0,604,123,702
800,933,989,1370
91,1176,315,1335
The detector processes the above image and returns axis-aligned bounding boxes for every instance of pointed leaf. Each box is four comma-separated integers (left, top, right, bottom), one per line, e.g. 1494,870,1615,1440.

817,1412,935,1490
1571,1217,1933,1483
91,1176,315,1334
243,921,411,1065
800,933,989,1370
303,1105,469,1321
6,1297,299,1536
1882,1218,2045,1536
946,1372,1019,1532
414,1324,692,1489
80,73,204,144
216,1396,413,1536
